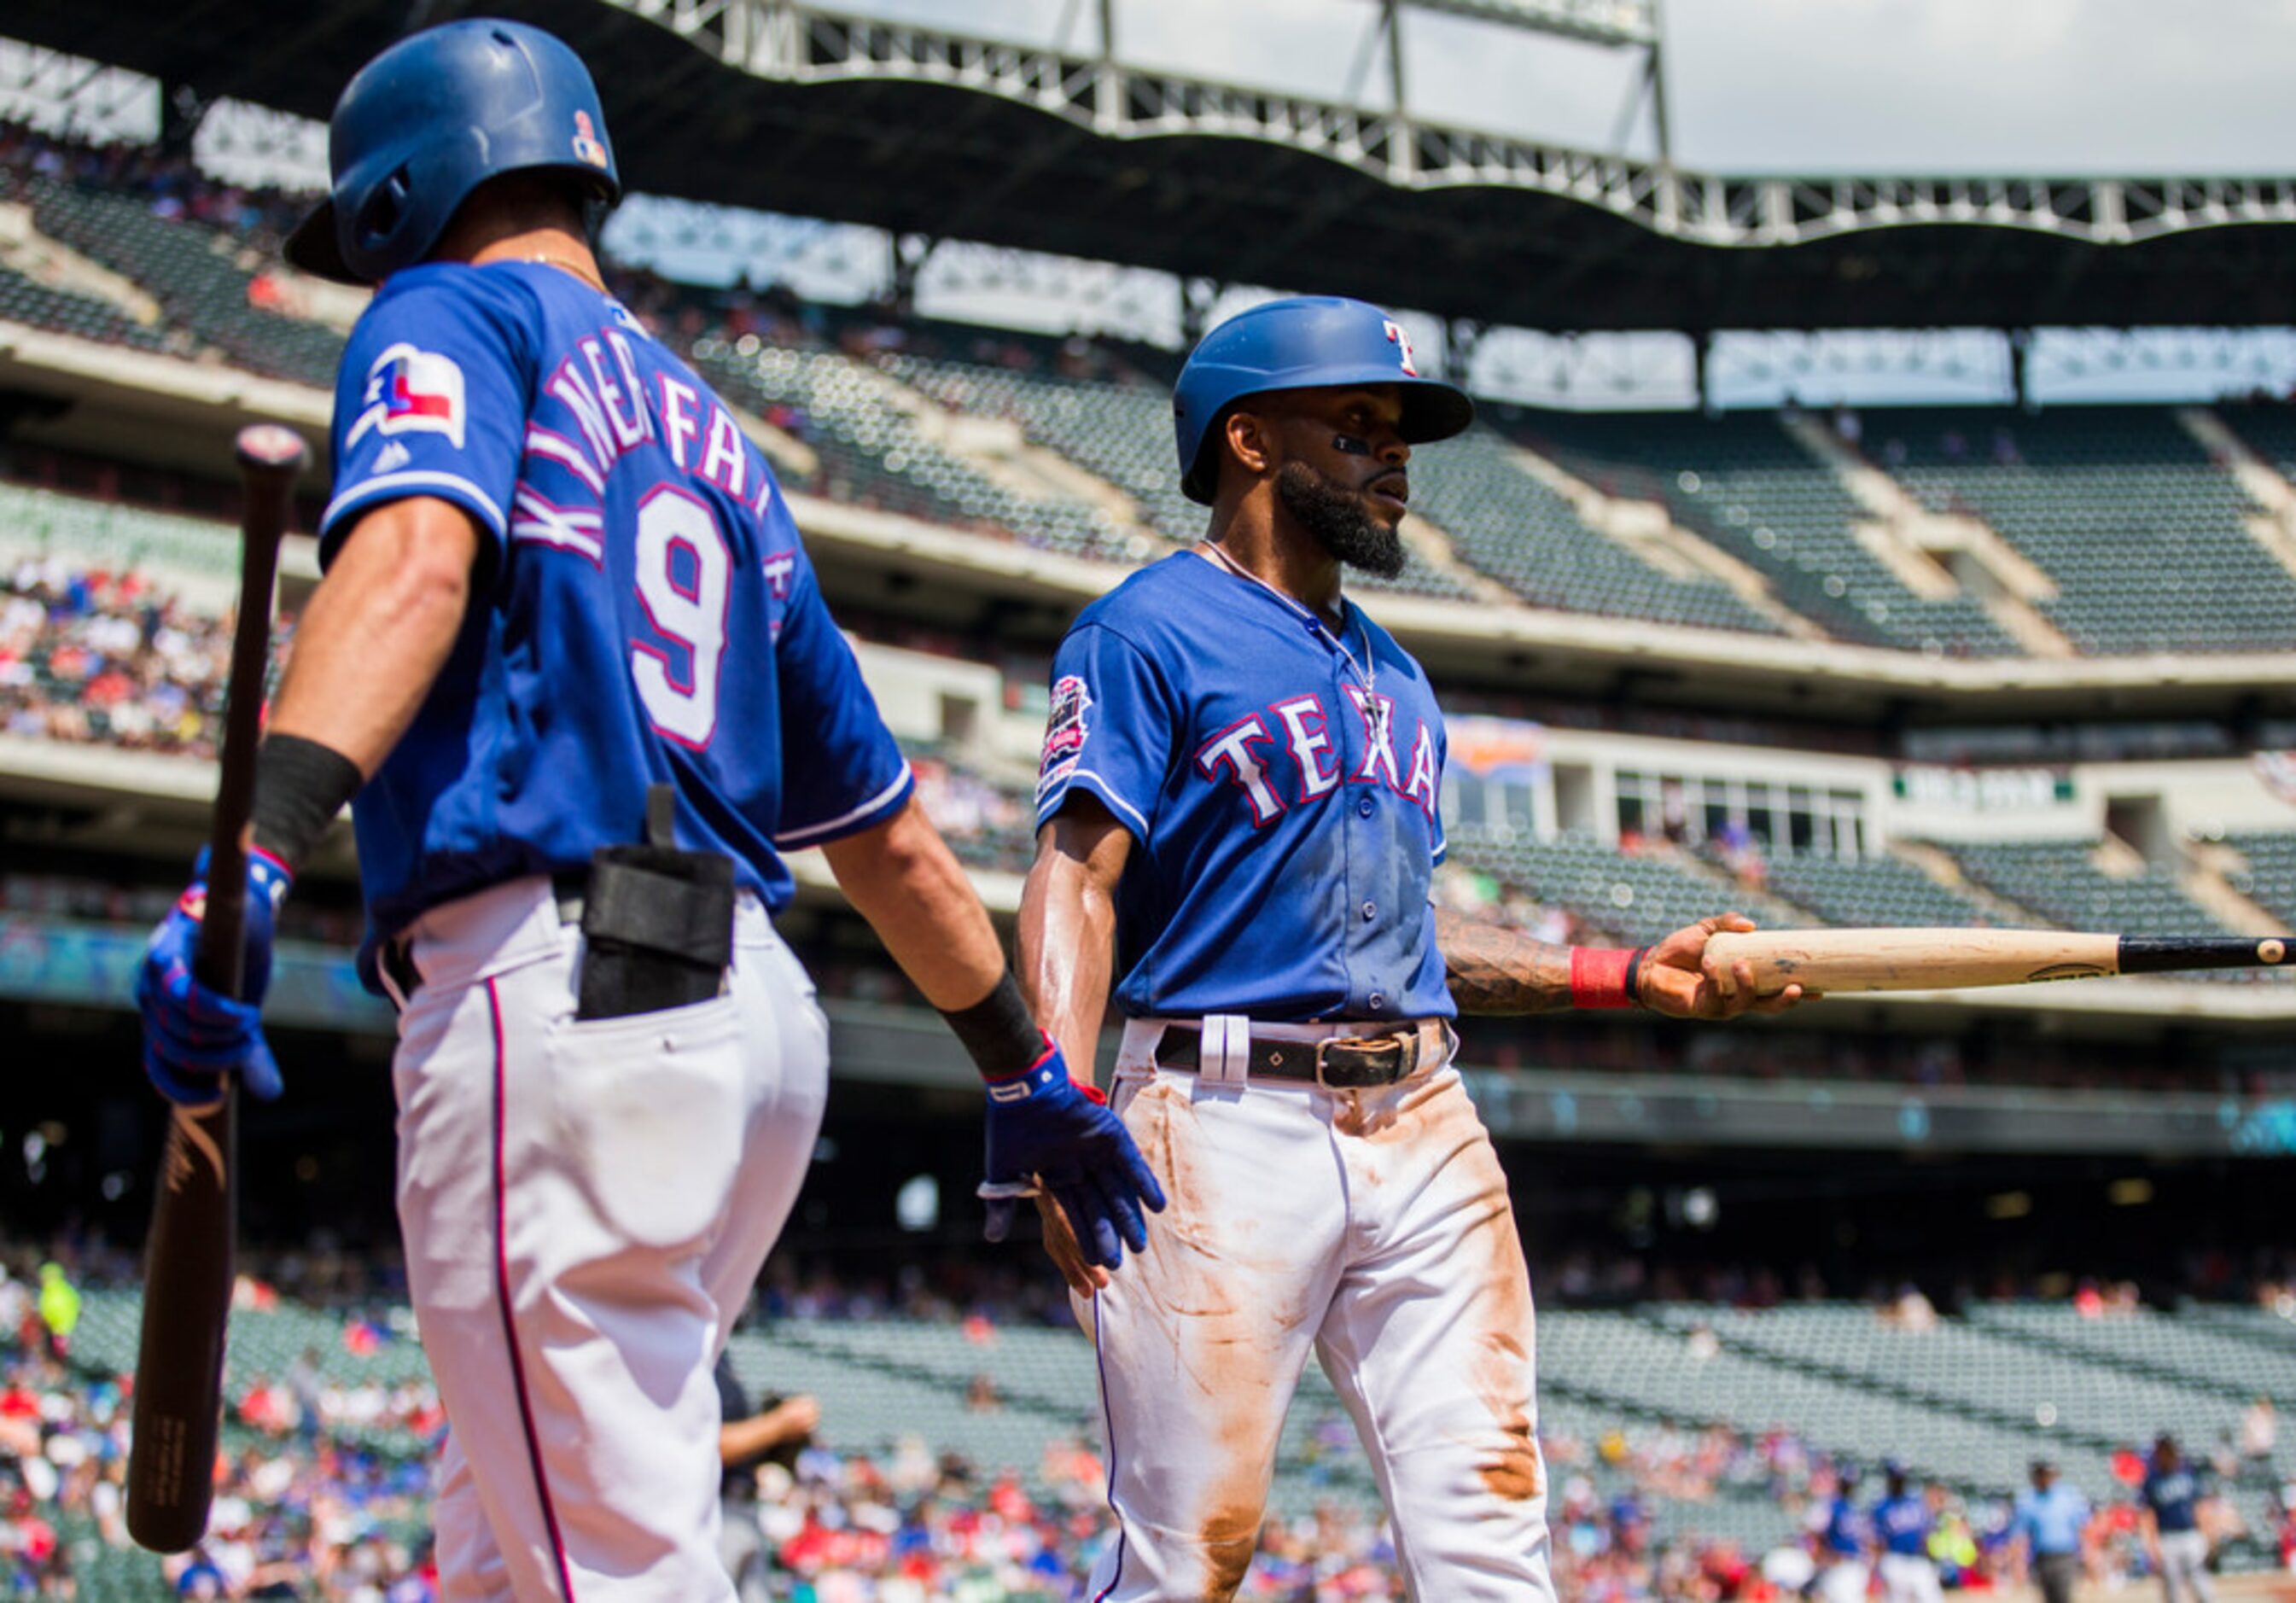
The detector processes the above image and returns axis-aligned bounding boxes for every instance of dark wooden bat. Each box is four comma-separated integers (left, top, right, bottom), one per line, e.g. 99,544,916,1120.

126,423,307,1553
1705,928,2292,996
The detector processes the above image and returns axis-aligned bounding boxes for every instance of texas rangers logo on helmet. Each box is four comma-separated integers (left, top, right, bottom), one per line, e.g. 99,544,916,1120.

572,110,609,171
1036,673,1093,799
347,343,468,451
1382,319,1419,377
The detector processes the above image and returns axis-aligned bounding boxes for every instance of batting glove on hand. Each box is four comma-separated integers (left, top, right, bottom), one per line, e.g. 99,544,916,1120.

136,848,292,1106
978,1039,1166,1274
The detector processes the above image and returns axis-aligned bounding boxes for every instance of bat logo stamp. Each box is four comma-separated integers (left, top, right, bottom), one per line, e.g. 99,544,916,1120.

162,1109,228,1195
2025,964,2112,983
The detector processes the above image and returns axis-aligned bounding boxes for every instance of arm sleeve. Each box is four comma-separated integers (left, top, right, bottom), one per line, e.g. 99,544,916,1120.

770,542,913,848
319,276,530,569
1032,622,1176,848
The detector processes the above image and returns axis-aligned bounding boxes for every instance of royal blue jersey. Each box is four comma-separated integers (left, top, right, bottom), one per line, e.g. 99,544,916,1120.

1873,1494,1932,1556
2142,1466,2204,1533
1820,1495,1868,1558
321,261,911,954
1034,551,1450,1023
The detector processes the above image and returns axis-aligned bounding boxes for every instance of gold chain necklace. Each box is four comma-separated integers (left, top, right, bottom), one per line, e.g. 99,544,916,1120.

527,253,607,292
1199,539,1380,715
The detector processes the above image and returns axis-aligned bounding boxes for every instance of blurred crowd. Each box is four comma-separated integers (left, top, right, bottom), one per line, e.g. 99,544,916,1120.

0,1236,2291,1598
0,122,311,246
0,556,259,759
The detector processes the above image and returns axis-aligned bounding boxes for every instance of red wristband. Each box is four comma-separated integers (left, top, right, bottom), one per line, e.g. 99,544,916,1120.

1570,946,1637,1010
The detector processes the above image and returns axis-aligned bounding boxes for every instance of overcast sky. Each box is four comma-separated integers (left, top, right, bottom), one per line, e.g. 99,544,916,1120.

847,0,2296,172
10,3,2296,403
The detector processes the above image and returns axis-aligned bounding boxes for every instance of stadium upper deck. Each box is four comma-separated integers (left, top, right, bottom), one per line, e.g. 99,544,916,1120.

5,124,2296,707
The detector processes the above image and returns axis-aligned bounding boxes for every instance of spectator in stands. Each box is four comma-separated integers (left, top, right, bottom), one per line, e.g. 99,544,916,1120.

2012,1459,2092,1603
2241,1397,2277,1469
714,1350,820,1603
33,1262,76,1360
2142,1434,2218,1603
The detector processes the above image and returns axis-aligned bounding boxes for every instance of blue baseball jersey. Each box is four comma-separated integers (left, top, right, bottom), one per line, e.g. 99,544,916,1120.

1820,1495,1868,1557
1873,1493,1932,1556
321,261,911,954
1034,551,1450,1023
2142,1466,2204,1533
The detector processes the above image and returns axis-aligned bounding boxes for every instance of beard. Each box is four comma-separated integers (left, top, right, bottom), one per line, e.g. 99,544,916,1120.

1276,461,1407,580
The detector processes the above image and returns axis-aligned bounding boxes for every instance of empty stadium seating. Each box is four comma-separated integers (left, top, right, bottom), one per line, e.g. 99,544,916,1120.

693,337,1149,563
1517,410,2024,657
1864,406,2296,656
1944,839,2232,938
0,261,172,355
2224,832,2296,927
10,174,346,388
1757,850,2017,930
1406,426,1782,629
1444,825,1809,946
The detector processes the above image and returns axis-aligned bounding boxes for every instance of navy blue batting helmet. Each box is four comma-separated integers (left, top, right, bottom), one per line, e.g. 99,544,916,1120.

1172,295,1474,504
285,18,621,284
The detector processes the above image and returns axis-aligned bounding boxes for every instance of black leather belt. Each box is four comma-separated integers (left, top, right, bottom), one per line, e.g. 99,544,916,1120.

1157,1023,1426,1089
381,872,587,1006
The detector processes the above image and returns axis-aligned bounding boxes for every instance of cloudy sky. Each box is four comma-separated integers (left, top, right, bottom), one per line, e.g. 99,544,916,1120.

10,3,2296,402
859,0,2296,172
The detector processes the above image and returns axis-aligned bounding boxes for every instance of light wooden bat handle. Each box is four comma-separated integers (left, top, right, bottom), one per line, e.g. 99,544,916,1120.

1704,928,2291,995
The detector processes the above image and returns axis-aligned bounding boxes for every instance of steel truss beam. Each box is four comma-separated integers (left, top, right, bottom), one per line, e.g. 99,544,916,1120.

603,0,2295,250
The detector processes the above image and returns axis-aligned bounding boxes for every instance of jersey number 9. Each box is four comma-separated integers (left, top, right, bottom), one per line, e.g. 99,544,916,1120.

632,487,730,749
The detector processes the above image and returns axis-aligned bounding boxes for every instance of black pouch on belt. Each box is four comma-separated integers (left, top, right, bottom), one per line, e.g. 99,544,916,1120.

574,789,737,1022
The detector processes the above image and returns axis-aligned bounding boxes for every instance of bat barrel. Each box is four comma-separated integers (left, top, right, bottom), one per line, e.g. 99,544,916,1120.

2116,935,2293,975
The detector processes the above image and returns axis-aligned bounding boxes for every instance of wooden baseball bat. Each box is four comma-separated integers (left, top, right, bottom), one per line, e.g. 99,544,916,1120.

126,423,307,1554
1704,927,2293,996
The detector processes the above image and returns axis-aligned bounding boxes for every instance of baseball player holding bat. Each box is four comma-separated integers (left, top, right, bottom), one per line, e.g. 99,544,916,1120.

1017,295,1803,1601
135,20,1159,1596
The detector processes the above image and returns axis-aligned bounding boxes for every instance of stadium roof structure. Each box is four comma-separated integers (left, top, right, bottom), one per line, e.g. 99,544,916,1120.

14,0,2296,334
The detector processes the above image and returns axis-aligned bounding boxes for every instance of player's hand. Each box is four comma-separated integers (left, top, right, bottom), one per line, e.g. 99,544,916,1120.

978,1040,1166,1278
136,848,292,1105
1636,912,1815,1018
1018,1187,1106,1299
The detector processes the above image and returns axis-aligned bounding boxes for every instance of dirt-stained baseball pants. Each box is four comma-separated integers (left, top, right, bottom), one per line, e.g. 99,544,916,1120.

382,876,830,1600
1079,1020,1553,1603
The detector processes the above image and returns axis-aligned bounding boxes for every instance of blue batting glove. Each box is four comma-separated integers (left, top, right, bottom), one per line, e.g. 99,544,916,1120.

979,1039,1166,1272
136,847,292,1106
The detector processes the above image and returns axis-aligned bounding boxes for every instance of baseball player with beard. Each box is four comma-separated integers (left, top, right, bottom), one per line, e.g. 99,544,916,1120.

1011,294,1804,1601
134,20,1158,1598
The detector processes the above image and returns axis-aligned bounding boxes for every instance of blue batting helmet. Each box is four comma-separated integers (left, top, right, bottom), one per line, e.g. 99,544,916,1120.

1172,295,1474,504
285,19,621,285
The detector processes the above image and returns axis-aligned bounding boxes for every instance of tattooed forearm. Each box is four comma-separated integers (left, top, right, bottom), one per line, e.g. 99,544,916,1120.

1433,906,1576,1015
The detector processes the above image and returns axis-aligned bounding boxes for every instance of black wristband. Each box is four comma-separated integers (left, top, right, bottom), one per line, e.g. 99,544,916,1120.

1623,946,1650,1010
249,734,364,875
938,971,1047,1081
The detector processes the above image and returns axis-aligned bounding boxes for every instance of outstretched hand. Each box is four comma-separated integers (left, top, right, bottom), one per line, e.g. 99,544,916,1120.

979,1040,1166,1289
1635,913,1814,1018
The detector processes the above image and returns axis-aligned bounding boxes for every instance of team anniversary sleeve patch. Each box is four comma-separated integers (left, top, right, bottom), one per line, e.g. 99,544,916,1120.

1036,673,1093,803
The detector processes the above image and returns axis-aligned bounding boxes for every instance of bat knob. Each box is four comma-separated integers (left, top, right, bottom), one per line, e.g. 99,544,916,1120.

2262,939,2287,965
233,424,310,476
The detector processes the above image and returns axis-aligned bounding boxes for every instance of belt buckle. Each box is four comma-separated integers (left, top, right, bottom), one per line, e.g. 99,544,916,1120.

1314,1031,1412,1091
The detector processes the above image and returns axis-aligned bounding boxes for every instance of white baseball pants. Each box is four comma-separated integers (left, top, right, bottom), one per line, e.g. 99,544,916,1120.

1080,1023,1553,1602
383,877,830,1601
1880,1551,1943,1603
1818,1559,1871,1603
2159,1529,2216,1603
